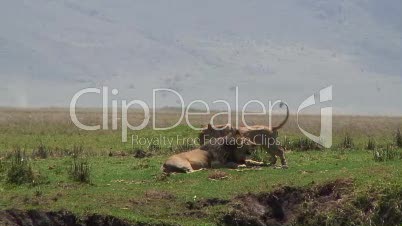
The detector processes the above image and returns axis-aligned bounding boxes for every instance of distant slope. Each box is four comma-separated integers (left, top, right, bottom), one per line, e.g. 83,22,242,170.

0,0,401,114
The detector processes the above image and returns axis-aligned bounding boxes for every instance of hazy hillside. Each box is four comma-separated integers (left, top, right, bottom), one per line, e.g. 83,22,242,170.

0,0,401,114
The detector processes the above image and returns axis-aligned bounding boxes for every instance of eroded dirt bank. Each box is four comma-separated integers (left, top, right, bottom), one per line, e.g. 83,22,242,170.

221,179,402,226
0,209,173,226
1,179,400,226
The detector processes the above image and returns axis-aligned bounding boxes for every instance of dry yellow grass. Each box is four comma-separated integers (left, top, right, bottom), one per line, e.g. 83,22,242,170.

0,107,401,152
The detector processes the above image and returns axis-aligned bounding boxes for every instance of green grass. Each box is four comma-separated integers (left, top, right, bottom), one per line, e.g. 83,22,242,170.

0,111,401,225
0,125,197,153
1,148,401,225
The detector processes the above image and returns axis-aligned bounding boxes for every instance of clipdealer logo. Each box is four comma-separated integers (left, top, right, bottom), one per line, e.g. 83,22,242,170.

69,86,333,147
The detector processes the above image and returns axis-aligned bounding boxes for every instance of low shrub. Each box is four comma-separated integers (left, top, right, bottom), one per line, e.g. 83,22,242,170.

70,145,83,158
280,136,292,151
373,145,401,162
396,129,402,148
32,143,50,159
366,138,376,150
0,158,5,173
0,158,5,181
68,157,91,183
6,148,34,185
341,134,354,149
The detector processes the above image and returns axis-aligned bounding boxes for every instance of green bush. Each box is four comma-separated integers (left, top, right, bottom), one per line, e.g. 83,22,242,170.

0,159,5,181
69,157,91,183
32,143,50,159
70,145,83,158
366,138,376,150
341,134,354,149
6,148,34,185
0,159,4,173
280,136,292,150
396,129,402,148
373,145,401,162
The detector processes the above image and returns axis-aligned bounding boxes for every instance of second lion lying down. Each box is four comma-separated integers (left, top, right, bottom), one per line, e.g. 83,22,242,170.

162,129,263,173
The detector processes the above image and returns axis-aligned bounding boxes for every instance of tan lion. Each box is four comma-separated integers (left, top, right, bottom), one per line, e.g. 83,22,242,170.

162,130,261,173
199,102,289,168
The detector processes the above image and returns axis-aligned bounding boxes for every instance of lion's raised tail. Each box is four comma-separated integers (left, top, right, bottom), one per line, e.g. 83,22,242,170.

272,102,289,131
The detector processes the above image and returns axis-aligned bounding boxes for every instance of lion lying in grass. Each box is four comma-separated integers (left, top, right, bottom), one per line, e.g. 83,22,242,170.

199,102,289,168
162,130,263,173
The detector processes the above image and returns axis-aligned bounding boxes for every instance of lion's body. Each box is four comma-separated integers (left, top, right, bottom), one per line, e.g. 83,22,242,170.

162,149,212,173
162,131,258,173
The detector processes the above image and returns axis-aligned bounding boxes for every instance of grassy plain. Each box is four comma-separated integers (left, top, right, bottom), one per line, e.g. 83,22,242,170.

0,108,401,225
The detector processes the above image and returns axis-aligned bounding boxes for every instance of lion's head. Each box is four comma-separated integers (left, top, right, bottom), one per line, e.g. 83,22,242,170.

223,130,256,164
199,123,233,145
201,129,256,164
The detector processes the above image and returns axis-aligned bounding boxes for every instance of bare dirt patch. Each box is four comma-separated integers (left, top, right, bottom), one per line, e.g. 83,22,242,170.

144,190,176,200
208,170,229,180
186,198,230,210
132,149,153,158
